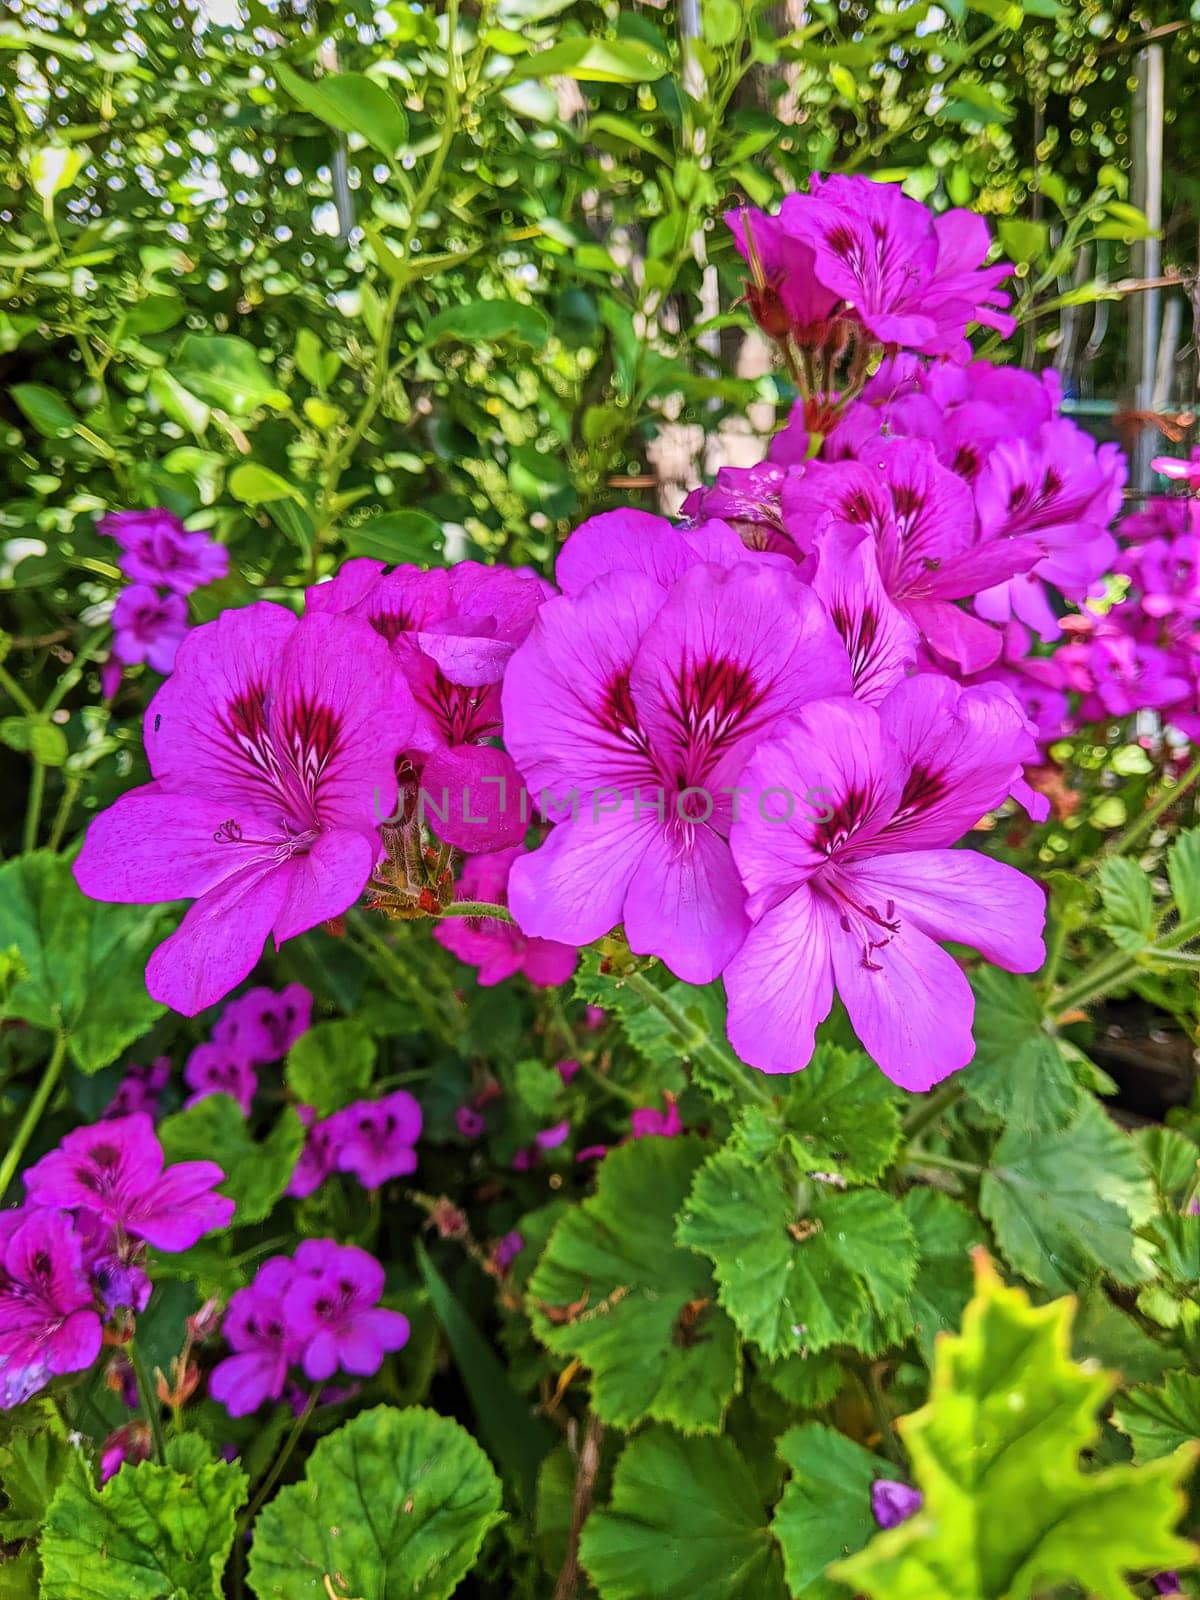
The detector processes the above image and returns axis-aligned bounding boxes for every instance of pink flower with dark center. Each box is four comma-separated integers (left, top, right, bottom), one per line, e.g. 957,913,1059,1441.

209,1256,301,1416
433,846,578,989
24,1112,234,1251
0,1209,103,1408
213,983,313,1066
307,559,549,851
723,679,1046,1088
99,508,229,595
502,560,853,984
973,419,1126,637
110,586,189,675
328,1091,422,1191
183,1042,257,1117
74,604,416,1015
455,1105,485,1139
284,1240,409,1382
782,176,1015,358
782,438,1042,675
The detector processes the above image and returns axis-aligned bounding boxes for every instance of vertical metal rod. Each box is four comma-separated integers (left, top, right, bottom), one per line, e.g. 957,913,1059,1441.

1130,42,1164,488
317,33,355,238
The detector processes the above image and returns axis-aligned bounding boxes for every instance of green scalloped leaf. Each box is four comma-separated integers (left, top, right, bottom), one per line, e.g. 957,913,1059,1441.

834,1256,1198,1600
963,968,1085,1131
579,1428,787,1599
527,1137,740,1433
896,1188,982,1363
1113,1371,1200,1463
772,1421,893,1600
979,1096,1154,1292
729,1042,901,1184
40,1435,247,1600
247,1406,502,1600
678,1146,916,1360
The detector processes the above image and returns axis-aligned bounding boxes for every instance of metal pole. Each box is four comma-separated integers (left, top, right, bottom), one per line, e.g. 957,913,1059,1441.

1129,43,1164,488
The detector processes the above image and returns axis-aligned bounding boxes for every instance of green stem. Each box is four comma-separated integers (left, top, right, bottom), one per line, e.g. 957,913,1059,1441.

1091,751,1200,871
43,625,109,716
240,1387,321,1530
905,1149,982,1177
0,662,38,717
437,900,515,922
0,1031,67,1203
621,967,773,1106
22,760,46,854
901,1080,964,1141
128,1337,167,1466
47,774,82,853
1052,947,1141,1016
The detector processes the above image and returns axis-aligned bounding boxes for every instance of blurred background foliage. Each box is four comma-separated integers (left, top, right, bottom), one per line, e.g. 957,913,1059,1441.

0,0,1197,850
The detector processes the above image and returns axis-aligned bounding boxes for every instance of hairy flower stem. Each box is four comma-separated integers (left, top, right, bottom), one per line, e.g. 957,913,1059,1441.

128,1337,167,1467
0,1030,67,1204
1091,750,1200,872
437,900,516,922
900,1080,964,1141
1052,947,1142,1018
621,968,774,1107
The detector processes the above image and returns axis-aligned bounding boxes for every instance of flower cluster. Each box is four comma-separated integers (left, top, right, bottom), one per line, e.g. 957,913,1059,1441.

0,1115,232,1408
287,1090,422,1198
184,983,313,1115
76,179,1116,1093
727,175,1014,376
1052,488,1200,742
98,507,229,693
208,1239,409,1416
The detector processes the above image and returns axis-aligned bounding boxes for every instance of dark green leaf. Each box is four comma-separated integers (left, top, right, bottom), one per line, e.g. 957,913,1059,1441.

773,1422,891,1599
0,852,169,1073
980,1097,1154,1292
276,64,408,161
529,1137,740,1432
579,1428,787,1599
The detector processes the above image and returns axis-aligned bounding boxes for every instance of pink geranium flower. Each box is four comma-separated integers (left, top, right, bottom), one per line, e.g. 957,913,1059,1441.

99,507,229,595
0,1209,103,1408
502,560,853,984
723,679,1046,1089
782,176,1015,357
110,585,189,674
307,558,549,851
73,604,415,1015
24,1112,235,1251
